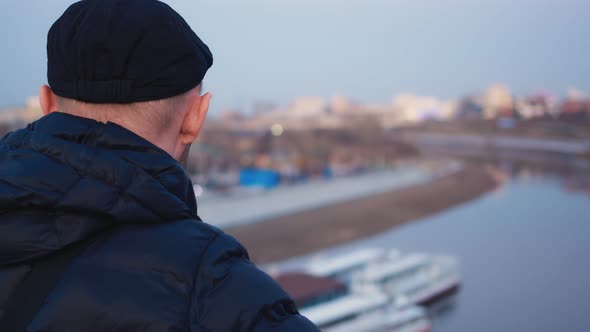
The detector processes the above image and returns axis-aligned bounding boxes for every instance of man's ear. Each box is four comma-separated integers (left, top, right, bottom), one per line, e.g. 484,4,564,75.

39,85,59,116
179,92,212,144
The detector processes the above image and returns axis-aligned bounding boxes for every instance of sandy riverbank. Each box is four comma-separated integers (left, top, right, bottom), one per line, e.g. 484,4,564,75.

227,164,500,264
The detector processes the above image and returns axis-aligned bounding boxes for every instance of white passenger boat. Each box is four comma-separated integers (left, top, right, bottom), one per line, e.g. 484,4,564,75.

274,272,432,331
357,252,460,307
300,286,389,330
304,248,460,308
324,305,431,332
306,248,393,282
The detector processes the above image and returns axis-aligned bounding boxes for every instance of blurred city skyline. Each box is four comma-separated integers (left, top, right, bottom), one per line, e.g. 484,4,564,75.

1,0,589,113
1,3,590,330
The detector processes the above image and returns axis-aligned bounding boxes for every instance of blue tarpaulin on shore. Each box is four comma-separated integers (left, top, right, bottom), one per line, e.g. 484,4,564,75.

239,168,280,189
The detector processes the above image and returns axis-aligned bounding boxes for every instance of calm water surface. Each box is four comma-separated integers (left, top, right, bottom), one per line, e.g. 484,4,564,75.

279,167,590,331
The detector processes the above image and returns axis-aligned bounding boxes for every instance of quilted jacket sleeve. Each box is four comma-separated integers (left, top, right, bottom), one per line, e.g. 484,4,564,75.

190,232,320,332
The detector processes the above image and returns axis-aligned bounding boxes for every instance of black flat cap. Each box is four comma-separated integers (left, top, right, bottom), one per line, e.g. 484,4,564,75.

47,0,213,103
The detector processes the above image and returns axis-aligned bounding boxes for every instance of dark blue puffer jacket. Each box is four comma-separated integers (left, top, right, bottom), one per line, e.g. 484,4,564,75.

0,112,319,332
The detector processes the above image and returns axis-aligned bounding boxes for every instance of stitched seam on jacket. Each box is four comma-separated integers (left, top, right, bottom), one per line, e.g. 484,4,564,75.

2,124,196,221
6,118,184,220
9,144,167,222
187,230,221,332
0,177,81,246
0,178,28,194
50,174,86,247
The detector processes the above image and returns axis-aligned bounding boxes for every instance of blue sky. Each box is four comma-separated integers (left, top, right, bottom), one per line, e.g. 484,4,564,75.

1,0,588,113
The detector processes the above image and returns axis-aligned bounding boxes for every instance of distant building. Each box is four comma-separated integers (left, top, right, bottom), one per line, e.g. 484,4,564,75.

566,87,588,101
289,96,327,117
252,100,279,115
220,109,244,122
0,96,43,126
515,94,555,119
330,95,353,114
558,99,590,121
482,84,513,119
454,97,484,119
559,88,590,121
392,94,450,124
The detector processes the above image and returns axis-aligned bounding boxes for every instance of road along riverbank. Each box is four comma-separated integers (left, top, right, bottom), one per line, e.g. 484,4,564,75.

199,166,433,229
227,164,500,264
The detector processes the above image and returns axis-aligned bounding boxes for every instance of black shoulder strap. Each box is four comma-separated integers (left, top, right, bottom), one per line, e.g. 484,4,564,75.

0,235,104,331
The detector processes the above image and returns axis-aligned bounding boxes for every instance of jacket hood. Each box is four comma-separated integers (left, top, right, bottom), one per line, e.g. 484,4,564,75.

0,112,198,265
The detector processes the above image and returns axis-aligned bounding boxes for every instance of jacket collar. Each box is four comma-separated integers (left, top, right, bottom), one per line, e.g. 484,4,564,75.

1,112,198,223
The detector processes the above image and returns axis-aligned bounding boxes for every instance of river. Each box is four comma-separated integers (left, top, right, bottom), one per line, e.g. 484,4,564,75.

273,163,590,331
